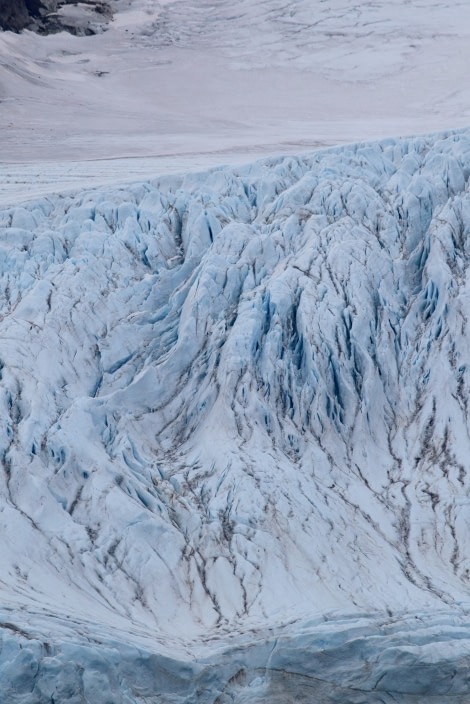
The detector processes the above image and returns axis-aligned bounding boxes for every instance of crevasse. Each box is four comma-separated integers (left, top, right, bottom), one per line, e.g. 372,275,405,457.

2,130,470,702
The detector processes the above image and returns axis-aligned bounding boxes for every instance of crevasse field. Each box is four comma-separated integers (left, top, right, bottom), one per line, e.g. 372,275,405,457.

3,2,470,703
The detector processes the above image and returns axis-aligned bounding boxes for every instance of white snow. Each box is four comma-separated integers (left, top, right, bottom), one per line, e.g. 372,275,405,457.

2,0,470,189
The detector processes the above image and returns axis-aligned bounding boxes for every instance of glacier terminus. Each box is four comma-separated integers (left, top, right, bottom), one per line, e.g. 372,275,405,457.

2,130,470,701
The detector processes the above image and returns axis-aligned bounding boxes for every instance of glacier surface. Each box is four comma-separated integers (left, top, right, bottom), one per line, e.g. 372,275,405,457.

3,130,470,700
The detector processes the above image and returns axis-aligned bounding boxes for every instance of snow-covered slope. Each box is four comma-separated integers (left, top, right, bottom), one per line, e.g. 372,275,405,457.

2,0,470,164
3,130,470,701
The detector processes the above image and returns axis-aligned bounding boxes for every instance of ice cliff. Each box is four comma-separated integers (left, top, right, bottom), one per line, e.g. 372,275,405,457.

2,130,470,701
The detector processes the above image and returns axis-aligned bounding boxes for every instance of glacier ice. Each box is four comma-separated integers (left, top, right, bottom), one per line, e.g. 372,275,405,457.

3,130,470,700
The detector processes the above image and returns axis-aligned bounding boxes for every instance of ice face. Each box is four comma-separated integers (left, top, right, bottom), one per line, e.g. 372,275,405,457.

2,130,470,700
1,610,470,703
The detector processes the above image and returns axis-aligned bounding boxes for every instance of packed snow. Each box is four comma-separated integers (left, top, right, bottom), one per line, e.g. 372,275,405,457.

2,0,470,168
3,129,470,701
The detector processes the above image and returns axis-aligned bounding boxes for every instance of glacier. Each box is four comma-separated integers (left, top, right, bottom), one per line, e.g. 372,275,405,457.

3,129,470,701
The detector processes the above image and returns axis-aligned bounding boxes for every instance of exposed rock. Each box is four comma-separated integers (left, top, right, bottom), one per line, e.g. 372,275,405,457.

0,0,113,35
0,0,41,33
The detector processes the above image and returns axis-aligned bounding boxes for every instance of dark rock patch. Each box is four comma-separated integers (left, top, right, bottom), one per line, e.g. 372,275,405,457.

0,0,113,35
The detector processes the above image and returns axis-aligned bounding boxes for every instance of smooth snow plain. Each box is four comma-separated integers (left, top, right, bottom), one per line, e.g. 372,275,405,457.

2,0,470,198
3,1,470,703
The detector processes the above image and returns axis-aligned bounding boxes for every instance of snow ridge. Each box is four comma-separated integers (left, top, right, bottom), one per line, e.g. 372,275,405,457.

2,130,470,700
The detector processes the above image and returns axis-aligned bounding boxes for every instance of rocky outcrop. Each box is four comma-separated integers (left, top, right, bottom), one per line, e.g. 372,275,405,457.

0,0,112,35
0,0,43,32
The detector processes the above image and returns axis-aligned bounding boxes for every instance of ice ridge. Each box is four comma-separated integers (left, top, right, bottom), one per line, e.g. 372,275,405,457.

2,129,470,700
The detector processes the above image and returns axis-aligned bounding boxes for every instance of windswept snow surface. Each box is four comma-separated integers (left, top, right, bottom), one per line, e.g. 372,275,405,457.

2,0,470,168
3,129,470,700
